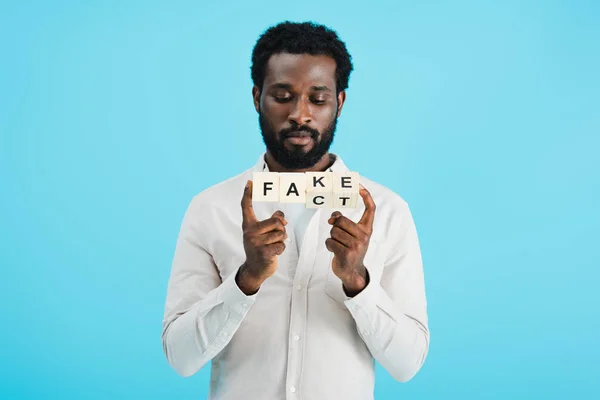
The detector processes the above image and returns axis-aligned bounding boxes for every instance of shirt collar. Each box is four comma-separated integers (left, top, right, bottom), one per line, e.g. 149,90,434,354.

252,152,349,173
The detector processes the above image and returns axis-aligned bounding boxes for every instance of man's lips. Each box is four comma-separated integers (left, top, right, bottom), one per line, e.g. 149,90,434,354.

283,130,315,146
285,136,312,145
285,130,314,138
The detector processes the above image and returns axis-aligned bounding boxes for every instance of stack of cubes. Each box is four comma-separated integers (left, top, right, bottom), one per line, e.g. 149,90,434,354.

252,171,360,208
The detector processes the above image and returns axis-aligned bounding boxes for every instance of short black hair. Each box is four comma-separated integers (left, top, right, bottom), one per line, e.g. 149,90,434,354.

251,21,353,94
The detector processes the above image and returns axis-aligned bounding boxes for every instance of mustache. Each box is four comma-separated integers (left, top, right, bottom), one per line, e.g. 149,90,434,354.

280,126,320,139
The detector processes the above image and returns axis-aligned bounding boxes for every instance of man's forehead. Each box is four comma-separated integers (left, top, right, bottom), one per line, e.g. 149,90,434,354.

264,53,337,87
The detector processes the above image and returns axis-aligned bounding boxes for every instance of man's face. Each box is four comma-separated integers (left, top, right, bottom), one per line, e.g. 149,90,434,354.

253,53,346,169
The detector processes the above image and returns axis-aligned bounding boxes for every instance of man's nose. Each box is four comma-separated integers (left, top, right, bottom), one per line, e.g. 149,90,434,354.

288,98,312,126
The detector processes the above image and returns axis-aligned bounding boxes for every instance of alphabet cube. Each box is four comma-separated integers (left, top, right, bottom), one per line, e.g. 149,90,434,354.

305,172,333,192
252,172,279,202
333,172,360,208
333,192,358,208
306,192,333,208
333,172,359,192
279,173,306,203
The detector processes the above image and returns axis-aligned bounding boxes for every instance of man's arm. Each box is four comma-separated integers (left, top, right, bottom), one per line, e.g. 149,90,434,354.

161,198,257,377
162,182,288,377
344,205,430,382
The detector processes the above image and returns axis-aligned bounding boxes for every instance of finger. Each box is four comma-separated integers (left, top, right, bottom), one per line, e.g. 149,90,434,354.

325,237,346,255
357,185,376,233
331,215,363,239
265,241,286,256
328,211,343,225
254,216,286,234
272,210,288,226
260,229,288,245
241,180,258,228
330,226,353,248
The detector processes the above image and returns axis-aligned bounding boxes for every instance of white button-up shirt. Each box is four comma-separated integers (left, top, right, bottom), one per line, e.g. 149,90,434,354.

161,153,430,400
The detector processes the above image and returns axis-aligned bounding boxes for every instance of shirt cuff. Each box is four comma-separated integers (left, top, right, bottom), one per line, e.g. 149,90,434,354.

344,273,398,323
344,272,379,311
219,267,258,317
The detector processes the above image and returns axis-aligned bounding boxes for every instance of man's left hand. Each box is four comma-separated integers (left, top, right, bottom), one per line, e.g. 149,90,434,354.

325,185,376,297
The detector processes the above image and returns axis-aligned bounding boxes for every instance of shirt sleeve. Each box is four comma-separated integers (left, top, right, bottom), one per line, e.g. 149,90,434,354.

344,204,430,382
161,198,257,377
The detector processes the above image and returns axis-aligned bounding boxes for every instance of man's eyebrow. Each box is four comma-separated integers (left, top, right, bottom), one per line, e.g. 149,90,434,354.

310,85,331,92
268,83,332,92
269,83,293,90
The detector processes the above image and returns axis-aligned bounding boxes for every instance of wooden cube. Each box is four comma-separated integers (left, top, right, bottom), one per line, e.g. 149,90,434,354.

279,173,306,203
252,172,279,202
306,191,333,208
333,191,359,208
333,172,360,192
305,172,333,192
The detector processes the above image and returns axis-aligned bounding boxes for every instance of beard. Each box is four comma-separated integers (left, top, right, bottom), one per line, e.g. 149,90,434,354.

259,111,337,170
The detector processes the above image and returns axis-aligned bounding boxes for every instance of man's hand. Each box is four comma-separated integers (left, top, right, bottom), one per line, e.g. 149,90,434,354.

325,185,376,297
237,180,288,295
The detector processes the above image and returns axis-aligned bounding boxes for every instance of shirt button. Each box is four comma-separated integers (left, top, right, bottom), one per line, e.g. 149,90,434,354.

363,330,371,336
221,332,228,338
293,335,300,341
290,387,296,393
296,285,302,290
242,303,248,308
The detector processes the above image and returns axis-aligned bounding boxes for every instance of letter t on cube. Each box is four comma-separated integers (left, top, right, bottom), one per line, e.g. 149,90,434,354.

252,172,279,202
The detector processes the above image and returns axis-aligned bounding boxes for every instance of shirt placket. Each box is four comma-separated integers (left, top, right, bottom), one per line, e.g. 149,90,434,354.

284,208,321,399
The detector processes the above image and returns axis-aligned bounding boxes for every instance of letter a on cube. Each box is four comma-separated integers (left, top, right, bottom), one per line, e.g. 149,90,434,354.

252,172,279,202
279,173,306,203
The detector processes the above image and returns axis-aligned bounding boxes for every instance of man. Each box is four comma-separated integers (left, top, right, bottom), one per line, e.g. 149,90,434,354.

161,21,429,400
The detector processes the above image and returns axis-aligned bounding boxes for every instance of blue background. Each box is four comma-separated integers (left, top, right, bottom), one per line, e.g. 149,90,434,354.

1,1,599,398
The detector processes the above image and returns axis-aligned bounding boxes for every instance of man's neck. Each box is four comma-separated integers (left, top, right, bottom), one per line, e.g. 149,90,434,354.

264,152,334,172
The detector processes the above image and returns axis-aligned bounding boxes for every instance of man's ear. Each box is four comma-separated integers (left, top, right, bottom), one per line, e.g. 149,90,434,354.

336,90,347,118
252,86,261,113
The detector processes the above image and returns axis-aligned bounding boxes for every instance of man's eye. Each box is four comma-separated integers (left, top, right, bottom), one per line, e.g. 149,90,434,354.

274,96,291,103
311,99,326,104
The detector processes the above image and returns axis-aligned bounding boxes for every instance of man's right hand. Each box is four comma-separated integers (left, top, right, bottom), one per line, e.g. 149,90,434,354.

236,180,288,295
